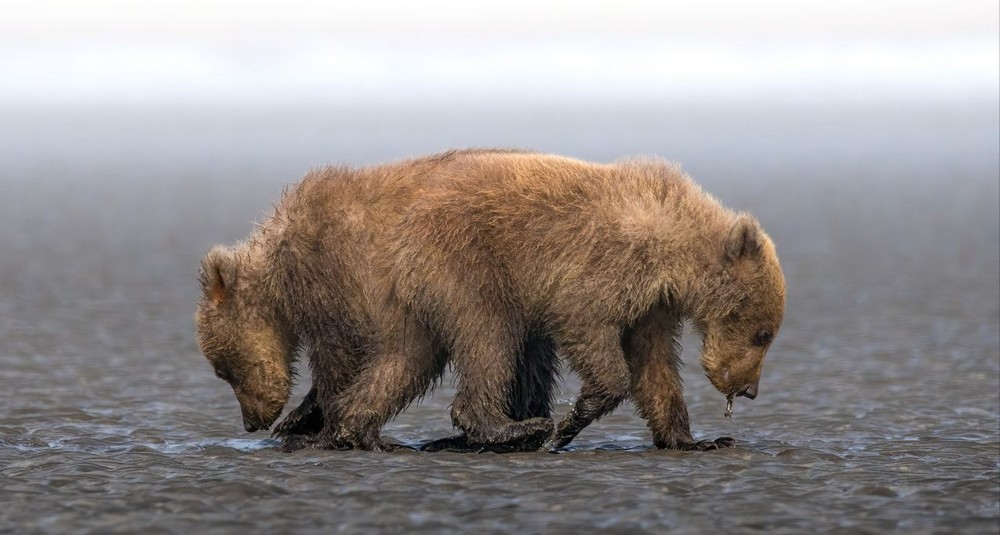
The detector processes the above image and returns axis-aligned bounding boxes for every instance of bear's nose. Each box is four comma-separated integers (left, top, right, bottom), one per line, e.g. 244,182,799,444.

738,383,758,400
243,419,260,433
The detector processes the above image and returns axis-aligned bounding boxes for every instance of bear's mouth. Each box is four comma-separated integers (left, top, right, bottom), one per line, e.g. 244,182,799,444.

724,394,735,418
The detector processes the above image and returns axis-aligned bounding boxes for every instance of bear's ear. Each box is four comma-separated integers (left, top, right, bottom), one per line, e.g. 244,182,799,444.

199,246,237,304
724,214,764,263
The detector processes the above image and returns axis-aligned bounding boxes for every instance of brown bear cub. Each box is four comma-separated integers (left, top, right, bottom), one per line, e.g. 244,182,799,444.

389,153,786,451
195,150,558,452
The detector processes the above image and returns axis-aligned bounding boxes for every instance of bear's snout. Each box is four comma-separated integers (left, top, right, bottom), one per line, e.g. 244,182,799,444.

241,408,281,432
738,382,759,400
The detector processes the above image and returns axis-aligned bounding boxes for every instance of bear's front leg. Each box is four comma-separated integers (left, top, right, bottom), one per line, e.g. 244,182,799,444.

272,387,324,438
637,373,736,450
625,308,735,451
330,325,445,452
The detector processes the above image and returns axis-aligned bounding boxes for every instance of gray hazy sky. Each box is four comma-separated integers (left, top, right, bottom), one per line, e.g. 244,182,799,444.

1,1,997,106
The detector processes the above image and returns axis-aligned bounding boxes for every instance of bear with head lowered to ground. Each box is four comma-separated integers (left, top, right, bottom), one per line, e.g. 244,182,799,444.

383,152,787,451
194,149,560,451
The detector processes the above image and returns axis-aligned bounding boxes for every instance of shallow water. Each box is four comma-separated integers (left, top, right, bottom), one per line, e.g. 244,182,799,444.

1,102,998,534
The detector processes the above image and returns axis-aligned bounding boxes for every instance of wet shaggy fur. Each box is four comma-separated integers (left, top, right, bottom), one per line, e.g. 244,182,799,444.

388,153,786,450
195,149,559,451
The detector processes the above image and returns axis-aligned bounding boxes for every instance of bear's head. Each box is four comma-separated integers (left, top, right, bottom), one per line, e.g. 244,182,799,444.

195,245,294,432
697,214,786,407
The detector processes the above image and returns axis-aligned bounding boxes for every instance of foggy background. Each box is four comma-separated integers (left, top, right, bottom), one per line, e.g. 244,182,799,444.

2,1,997,106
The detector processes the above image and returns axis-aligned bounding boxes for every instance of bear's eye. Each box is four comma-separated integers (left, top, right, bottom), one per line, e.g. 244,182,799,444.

752,330,772,347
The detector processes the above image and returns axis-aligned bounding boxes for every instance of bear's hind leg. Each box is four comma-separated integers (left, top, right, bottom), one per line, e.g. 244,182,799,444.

509,334,560,421
449,327,553,450
333,321,447,451
544,325,630,451
422,335,558,453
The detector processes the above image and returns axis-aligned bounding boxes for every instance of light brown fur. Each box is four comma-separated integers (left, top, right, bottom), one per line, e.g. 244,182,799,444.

388,152,786,449
195,149,560,451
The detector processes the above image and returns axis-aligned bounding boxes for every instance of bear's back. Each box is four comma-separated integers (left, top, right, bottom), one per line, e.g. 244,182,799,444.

414,152,727,261
395,152,734,320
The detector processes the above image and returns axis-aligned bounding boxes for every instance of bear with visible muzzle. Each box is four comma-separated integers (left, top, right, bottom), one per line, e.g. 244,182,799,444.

194,149,559,451
382,152,786,451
